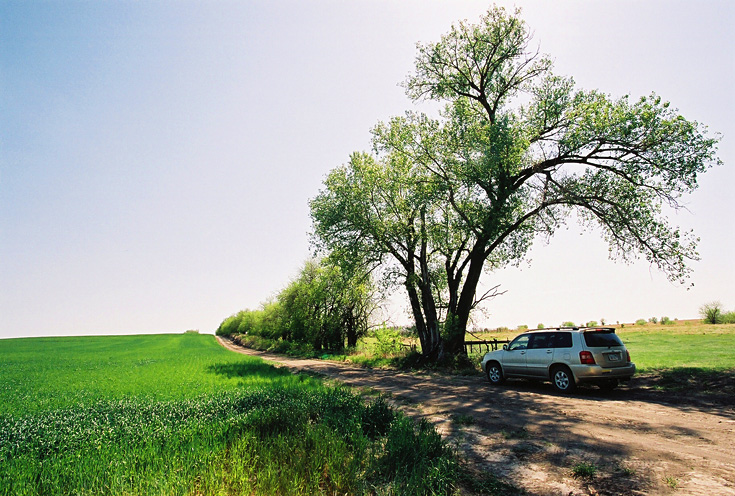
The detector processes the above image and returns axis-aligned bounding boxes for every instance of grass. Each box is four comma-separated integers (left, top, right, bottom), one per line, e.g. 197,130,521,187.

616,323,735,371
0,333,466,496
571,461,598,479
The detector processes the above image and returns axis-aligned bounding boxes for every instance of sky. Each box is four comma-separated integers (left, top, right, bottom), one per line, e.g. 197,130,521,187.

1,1,733,339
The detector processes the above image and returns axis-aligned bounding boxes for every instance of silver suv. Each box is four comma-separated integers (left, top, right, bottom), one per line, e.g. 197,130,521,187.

480,327,635,392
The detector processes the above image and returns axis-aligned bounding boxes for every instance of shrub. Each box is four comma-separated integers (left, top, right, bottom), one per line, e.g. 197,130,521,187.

536,323,544,329
517,324,528,331
635,319,647,326
700,301,723,324
586,321,597,327
562,321,576,328
660,316,672,325
373,327,403,357
700,302,735,325
649,317,658,324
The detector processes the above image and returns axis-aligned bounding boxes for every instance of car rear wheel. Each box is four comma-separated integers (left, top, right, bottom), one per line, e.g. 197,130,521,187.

486,362,505,385
551,366,576,393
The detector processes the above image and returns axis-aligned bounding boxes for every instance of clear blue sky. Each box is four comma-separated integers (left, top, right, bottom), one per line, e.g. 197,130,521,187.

2,1,733,338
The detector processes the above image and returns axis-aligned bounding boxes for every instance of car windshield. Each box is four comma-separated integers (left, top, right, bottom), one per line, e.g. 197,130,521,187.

583,331,624,347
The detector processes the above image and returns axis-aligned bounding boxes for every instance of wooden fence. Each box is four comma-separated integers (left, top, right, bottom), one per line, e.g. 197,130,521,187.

463,338,510,354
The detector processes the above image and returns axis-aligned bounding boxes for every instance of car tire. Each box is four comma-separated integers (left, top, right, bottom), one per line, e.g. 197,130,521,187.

551,365,576,393
486,362,505,385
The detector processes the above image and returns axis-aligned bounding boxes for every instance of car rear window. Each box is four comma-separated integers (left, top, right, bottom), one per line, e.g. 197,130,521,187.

552,332,573,348
583,331,624,347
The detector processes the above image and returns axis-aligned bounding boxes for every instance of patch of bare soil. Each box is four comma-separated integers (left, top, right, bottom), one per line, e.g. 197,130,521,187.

217,338,735,496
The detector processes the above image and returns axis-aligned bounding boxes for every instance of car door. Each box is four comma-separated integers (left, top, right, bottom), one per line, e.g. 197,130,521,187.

502,334,530,375
525,332,554,377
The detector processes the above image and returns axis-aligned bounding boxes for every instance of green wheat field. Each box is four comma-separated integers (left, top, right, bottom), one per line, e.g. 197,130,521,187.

0,333,459,496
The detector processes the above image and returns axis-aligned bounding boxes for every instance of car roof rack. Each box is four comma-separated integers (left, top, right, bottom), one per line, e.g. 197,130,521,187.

523,326,617,332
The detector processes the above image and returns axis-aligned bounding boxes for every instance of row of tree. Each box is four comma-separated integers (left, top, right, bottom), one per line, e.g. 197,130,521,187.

221,6,720,363
216,259,375,352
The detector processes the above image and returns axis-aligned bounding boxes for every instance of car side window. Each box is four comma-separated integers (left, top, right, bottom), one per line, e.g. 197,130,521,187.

508,335,530,351
552,332,573,348
529,333,552,349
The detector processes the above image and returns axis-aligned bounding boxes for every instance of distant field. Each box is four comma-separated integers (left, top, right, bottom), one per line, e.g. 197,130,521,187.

0,333,460,496
617,323,735,371
0,333,302,415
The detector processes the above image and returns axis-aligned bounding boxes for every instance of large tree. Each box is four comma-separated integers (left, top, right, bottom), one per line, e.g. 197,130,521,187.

311,6,721,360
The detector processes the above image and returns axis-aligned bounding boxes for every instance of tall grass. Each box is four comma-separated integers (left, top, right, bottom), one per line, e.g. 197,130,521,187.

0,334,461,495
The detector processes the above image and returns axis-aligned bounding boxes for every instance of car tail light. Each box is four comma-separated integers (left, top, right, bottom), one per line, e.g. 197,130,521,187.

579,351,596,364
626,350,631,363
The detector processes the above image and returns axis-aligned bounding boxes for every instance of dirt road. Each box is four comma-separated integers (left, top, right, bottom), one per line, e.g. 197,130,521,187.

217,337,735,496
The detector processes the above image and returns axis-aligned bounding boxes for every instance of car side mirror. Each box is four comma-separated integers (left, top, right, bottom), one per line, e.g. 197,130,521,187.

503,344,508,350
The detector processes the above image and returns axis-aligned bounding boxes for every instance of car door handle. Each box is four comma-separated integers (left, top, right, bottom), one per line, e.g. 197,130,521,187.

546,350,553,354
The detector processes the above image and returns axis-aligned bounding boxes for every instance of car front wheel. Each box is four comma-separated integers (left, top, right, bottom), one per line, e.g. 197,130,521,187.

551,366,576,393
486,362,505,385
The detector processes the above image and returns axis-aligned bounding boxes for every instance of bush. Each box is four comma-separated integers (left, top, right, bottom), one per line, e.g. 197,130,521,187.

661,316,672,325
536,323,544,329
373,327,403,357
586,321,597,327
700,301,724,324
722,311,735,324
562,321,576,328
635,319,647,326
517,324,528,331
649,317,658,324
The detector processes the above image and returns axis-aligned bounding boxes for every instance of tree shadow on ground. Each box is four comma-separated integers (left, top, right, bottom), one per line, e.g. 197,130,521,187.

206,361,294,380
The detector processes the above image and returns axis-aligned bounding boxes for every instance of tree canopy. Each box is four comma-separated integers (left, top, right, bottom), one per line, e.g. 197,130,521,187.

310,6,721,360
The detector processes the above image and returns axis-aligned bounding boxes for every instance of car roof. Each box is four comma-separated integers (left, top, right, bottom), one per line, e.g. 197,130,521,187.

519,327,617,334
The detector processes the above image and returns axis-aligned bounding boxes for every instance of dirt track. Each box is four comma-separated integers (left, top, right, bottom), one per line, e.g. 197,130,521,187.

217,337,735,496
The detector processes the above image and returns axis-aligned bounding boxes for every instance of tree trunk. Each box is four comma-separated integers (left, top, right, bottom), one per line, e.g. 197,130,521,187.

405,279,443,359
444,245,487,356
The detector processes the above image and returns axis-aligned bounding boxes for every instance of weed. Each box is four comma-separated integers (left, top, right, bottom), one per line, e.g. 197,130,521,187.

450,414,475,426
571,461,598,479
615,463,636,476
663,476,679,489
501,427,529,440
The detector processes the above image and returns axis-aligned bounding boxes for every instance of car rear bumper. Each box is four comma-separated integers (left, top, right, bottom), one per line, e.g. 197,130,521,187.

570,362,636,383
